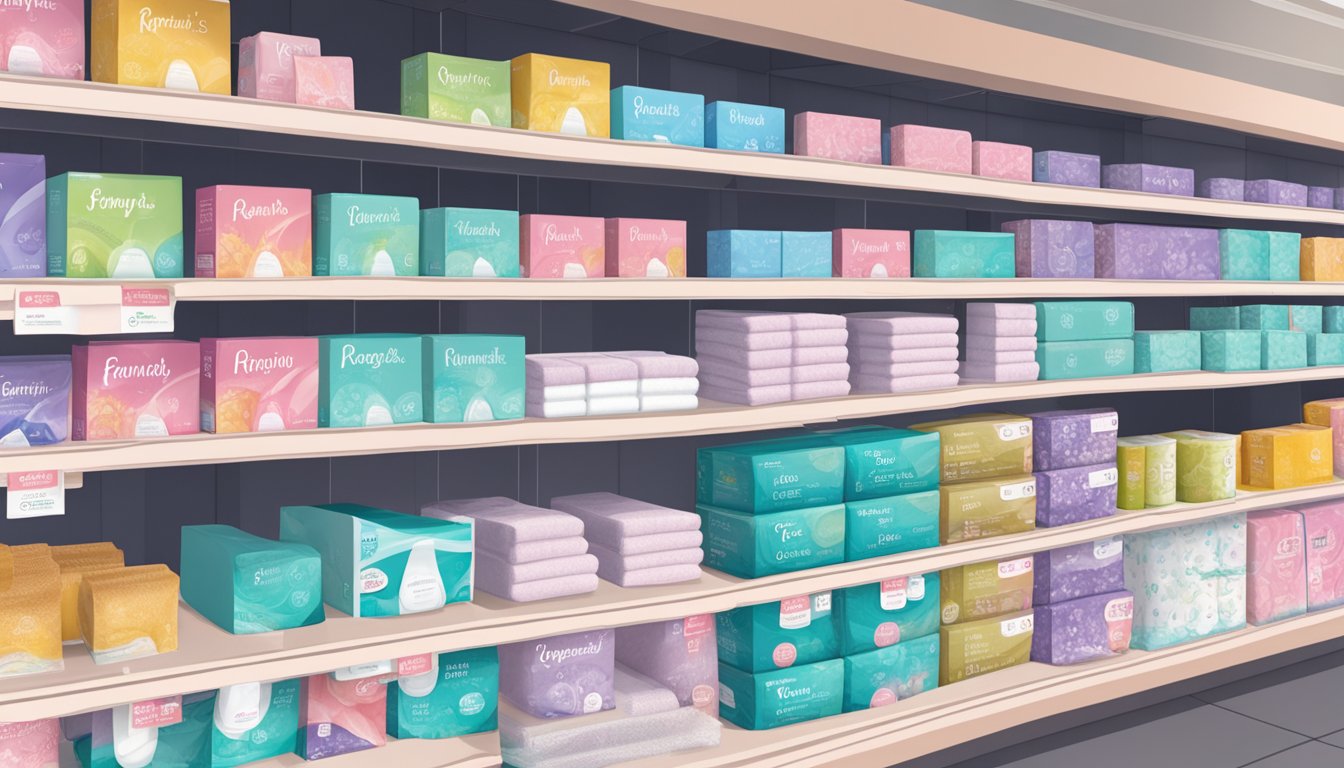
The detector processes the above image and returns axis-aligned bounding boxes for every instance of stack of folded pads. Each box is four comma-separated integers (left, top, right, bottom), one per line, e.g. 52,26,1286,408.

525,351,699,418
960,302,1041,382
550,492,703,587
845,311,961,393
693,310,850,405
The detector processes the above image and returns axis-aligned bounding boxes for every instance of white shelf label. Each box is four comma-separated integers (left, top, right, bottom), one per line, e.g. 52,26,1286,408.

120,287,174,333
6,470,64,519
13,291,77,335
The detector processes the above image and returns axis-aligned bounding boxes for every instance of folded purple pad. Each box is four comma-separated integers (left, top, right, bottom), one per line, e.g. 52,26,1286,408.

423,496,585,549
965,316,1038,337
698,383,793,405
695,327,793,351
852,332,960,351
844,312,959,335
792,380,851,400
966,302,1037,320
965,349,1036,365
852,346,959,364
696,310,845,332
549,492,700,543
851,360,960,377
563,354,640,382
697,360,791,388
793,363,850,383
604,351,699,379
851,373,960,394
600,562,703,587
526,356,587,386
477,550,600,583
479,535,591,565
588,543,704,570
958,360,1040,382
966,334,1038,352
618,530,704,555
795,328,849,348
479,572,600,602
699,344,851,370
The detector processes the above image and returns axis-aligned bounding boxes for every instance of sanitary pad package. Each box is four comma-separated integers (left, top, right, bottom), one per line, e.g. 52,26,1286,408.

91,0,230,93
511,53,610,137
0,355,70,448
195,185,312,278
0,153,46,277
387,646,499,739
298,673,387,760
72,341,200,440
717,658,843,730
499,630,615,718
318,334,423,428
314,193,420,276
423,334,526,424
0,0,83,79
47,172,183,278
842,633,939,712
717,594,839,673
616,616,719,716
837,573,940,655
420,206,520,278
200,336,319,434
401,52,510,127
237,31,321,102
179,524,324,634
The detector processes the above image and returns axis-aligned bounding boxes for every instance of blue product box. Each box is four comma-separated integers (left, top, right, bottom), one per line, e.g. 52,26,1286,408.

781,231,832,277
610,85,705,147
706,101,785,153
707,230,782,278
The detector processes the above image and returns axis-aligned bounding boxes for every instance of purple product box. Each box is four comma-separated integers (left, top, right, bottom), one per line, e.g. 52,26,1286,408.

1335,188,1344,211
1034,463,1118,528
1001,220,1095,278
1198,178,1244,201
500,629,615,719
0,355,70,447
1101,163,1195,196
1033,537,1125,605
1309,187,1336,209
1033,151,1101,187
1245,179,1308,207
1094,223,1220,280
1031,590,1134,665
1028,408,1118,471
616,616,719,716
0,153,46,277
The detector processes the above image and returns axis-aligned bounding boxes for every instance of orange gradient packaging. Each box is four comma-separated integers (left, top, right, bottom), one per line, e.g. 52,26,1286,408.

195,185,313,278
72,340,200,440
91,0,230,94
200,337,319,434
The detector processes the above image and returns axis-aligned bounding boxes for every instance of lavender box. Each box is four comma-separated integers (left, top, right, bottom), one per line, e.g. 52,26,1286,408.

1031,590,1133,665
499,629,615,718
1029,408,1118,471
1310,187,1336,209
1095,224,1220,280
1101,163,1194,196
1198,178,1244,201
0,153,46,277
1335,189,1344,211
1001,219,1094,278
1246,179,1308,207
1035,463,1118,528
1033,537,1125,605
0,355,70,447
1033,151,1100,187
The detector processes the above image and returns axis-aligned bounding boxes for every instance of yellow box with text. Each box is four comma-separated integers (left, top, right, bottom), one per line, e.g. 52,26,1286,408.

91,0,231,94
510,53,610,137
1242,423,1332,490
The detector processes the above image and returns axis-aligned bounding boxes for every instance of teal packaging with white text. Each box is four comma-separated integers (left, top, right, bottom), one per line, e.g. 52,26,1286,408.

387,646,499,739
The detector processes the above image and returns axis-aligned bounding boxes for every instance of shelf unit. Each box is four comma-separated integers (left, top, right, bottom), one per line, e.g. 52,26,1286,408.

55,732,501,768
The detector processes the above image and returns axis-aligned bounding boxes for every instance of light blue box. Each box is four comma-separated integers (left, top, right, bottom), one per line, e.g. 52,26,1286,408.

1326,306,1344,333
697,435,845,513
718,659,844,730
706,101,785,153
1034,301,1134,342
1200,330,1261,371
422,334,525,424
1218,229,1270,281
845,491,939,562
1035,339,1135,380
1189,307,1240,330
781,231,832,277
912,230,1015,278
1308,333,1344,366
1134,331,1201,373
1268,231,1302,280
842,634,939,712
1292,305,1324,333
179,525,324,635
717,594,840,673
610,85,704,147
837,574,940,656
314,193,420,276
1241,304,1322,332
699,503,846,578
1261,330,1307,369
707,230,782,278
812,426,941,500
419,207,519,278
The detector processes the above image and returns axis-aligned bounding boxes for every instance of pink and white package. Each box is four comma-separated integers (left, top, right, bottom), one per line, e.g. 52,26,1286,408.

200,337,319,434
604,217,687,277
972,141,1032,181
72,341,200,441
793,112,882,165
889,124,972,174
299,674,388,760
832,229,911,278
294,55,356,111
1301,501,1344,611
616,615,719,716
0,719,57,768
1246,509,1307,625
0,0,83,80
237,32,322,103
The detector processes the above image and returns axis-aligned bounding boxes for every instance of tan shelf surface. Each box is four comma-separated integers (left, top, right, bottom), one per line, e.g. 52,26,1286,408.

5,481,1339,722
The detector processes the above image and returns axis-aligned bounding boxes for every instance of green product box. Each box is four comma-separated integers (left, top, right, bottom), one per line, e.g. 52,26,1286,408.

47,172,183,278
696,436,845,514
1200,330,1262,372
1035,339,1135,380
1268,231,1303,280
844,491,939,561
1134,330,1202,373
179,525,324,635
387,647,499,739
314,193,420,276
909,413,1033,484
422,335,525,424
716,593,839,673
1218,229,1270,280
717,658,844,730
420,207,520,277
837,573,940,656
1161,430,1237,503
811,426,941,501
939,611,1033,685
319,334,424,427
842,634,939,712
911,230,1014,278
699,503,846,578
1308,333,1344,366
1261,330,1308,369
1189,307,1240,331
940,474,1036,544
401,53,511,127
1034,300,1135,342
1325,306,1344,334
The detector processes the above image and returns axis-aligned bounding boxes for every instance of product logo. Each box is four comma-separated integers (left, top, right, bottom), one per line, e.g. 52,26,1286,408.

102,355,172,386
274,39,319,64
86,188,157,219
1,0,59,12
0,381,51,397
535,637,604,664
631,95,680,119
850,239,890,255
348,205,402,227
139,6,208,35
234,349,295,376
627,226,669,244
341,344,406,370
1312,448,1323,463
543,224,584,246
443,347,507,367
547,68,590,87
1276,536,1303,557
253,565,281,585
728,108,765,126
775,684,813,700
454,219,501,238
232,198,289,222
437,67,491,88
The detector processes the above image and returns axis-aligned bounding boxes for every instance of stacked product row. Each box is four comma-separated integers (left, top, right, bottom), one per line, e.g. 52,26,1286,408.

693,310,851,405
525,352,699,418
1190,304,1344,369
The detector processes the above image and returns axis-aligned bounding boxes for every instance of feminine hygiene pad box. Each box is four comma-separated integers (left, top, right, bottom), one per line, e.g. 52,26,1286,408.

420,207,520,278
47,172,184,278
387,646,499,739
610,85,704,147
0,355,71,447
499,629,615,718
422,334,525,424
200,336,319,434
401,52,511,127
195,185,313,278
0,0,84,80
314,193,420,276
91,0,231,94
0,153,46,277
180,524,324,634
72,340,200,440
318,334,423,428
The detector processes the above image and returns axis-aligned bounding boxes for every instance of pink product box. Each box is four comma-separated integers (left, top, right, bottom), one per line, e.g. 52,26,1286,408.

294,55,356,111
237,32,322,102
604,217,687,278
832,229,911,278
195,185,314,278
1246,509,1307,625
972,141,1032,181
0,0,83,79
0,718,57,768
889,124,972,174
793,112,882,165
200,337,319,434
521,214,606,278
72,341,200,441
1302,501,1344,611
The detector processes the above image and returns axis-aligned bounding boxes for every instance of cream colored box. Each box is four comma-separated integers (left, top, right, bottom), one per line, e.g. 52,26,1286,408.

91,0,231,94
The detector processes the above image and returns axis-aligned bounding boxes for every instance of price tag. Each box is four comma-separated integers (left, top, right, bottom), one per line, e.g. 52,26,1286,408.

13,291,76,335
131,696,183,729
120,287,173,333
6,470,64,519
397,654,433,677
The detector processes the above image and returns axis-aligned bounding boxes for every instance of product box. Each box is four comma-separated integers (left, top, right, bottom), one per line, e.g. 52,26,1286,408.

400,52,510,127
0,355,70,448
616,615,720,716
842,634,939,712
1199,178,1244,201
1162,430,1238,503
911,230,1015,278
940,557,1034,625
47,172,183,278
793,112,881,164
0,552,61,679
237,32,321,102
706,229,782,278
1314,186,1339,208
420,207,520,278
91,0,229,93
845,492,939,561
1117,439,1144,510
1303,398,1344,477
605,217,686,278
1242,424,1332,489
1261,330,1308,369
1301,501,1344,610
1029,408,1118,471
1241,304,1322,332
1269,231,1303,280
1327,307,1344,334
499,629,614,718
1135,331,1202,373
278,503,473,618
520,213,604,278
510,53,610,137
780,231,831,278
293,55,355,110
195,185,313,278
314,193,420,277
1190,306,1240,331
318,334,423,428
1307,333,1344,366
298,674,387,760
0,719,58,768
76,699,212,768
79,564,179,663
1246,509,1307,625
1219,229,1271,281
888,124,972,174
705,101,785,153
716,594,839,673
1101,163,1195,196
910,413,1033,483
1035,463,1118,528
699,503,845,578
422,334,525,424
813,426,941,500
0,0,83,79
831,228,910,278
1036,339,1134,380
1031,590,1133,665
1033,150,1100,187
610,85,704,147
200,336,318,434
387,647,499,739
696,436,845,513
939,610,1033,684
971,140,1031,181
1034,301,1134,343
72,341,199,440
837,574,940,655
200,679,302,767
1200,330,1262,372
1115,435,1176,508
1001,219,1094,278
1094,224,1220,280
717,658,843,730
180,524,323,634
0,153,45,277
1033,536,1125,605
1301,237,1344,281
1245,179,1308,206
940,475,1036,545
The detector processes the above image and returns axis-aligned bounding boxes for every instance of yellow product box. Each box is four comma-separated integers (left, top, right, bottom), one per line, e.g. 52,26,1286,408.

939,610,1033,685
1116,439,1145,510
510,52,610,137
0,546,63,679
52,543,125,644
78,563,180,664
1301,237,1344,282
1242,423,1333,490
939,474,1036,544
91,0,232,94
940,557,1034,625
911,413,1033,484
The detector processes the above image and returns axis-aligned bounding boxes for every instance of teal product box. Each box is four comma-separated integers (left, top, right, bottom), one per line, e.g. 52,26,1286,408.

179,525,324,635
696,436,845,513
717,658,844,730
845,492,939,562
422,335,525,424
610,85,704,147
1326,306,1344,333
387,646,499,739
1308,333,1344,366
1189,306,1240,330
1293,305,1324,333
812,426,941,500
204,679,302,767
278,503,474,618
781,231,832,277
314,193,420,276
1261,330,1307,369
318,333,424,428
842,633,939,712
1219,229,1270,280
912,230,1015,278
1268,231,1302,281
1134,330,1201,373
1035,339,1135,380
716,593,839,673
705,101,785,153
1034,301,1135,342
1200,330,1262,371
699,503,845,578
707,230,782,278
419,207,520,278
75,694,214,768
837,573,940,656
1241,304,1322,333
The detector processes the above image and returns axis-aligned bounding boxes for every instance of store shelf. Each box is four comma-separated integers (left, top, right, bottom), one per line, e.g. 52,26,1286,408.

55,733,502,768
3,367,1344,476
5,480,1338,722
